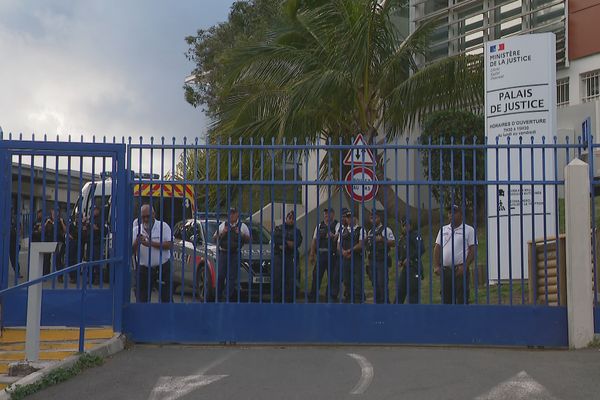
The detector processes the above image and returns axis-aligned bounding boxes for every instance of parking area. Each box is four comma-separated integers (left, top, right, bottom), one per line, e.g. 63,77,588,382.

25,345,600,400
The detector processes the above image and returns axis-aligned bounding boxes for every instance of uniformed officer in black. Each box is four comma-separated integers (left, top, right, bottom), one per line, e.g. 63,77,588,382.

213,207,251,302
9,211,20,276
272,210,303,303
337,208,365,303
396,217,424,304
308,208,340,302
366,210,395,304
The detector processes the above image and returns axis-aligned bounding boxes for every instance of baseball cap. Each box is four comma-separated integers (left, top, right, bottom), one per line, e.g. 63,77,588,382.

341,207,351,217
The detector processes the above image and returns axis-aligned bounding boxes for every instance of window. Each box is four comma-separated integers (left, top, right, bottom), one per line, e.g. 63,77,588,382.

557,78,569,107
582,70,600,103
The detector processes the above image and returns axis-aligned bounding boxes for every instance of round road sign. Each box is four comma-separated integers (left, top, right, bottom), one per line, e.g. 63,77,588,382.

344,166,378,202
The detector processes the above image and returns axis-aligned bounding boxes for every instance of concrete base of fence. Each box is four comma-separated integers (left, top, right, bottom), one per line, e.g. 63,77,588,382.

565,159,595,349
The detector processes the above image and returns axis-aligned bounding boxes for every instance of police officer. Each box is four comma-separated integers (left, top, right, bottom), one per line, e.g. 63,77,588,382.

9,211,20,276
308,208,340,302
31,209,43,243
64,212,85,284
214,207,251,302
337,208,365,303
366,210,395,304
272,210,303,303
396,217,424,304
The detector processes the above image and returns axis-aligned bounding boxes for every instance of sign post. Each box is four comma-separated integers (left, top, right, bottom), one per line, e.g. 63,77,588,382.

485,33,557,281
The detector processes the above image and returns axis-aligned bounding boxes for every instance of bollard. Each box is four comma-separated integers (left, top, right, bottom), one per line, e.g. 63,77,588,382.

565,159,594,349
26,242,58,362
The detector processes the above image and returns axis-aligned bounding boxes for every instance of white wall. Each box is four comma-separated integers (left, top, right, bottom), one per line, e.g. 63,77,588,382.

557,53,600,106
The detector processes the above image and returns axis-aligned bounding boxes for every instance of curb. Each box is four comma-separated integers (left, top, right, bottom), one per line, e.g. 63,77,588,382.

0,334,126,400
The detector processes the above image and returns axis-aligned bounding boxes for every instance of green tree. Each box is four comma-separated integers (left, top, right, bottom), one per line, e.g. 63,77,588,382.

184,0,282,117
187,0,484,221
418,110,485,213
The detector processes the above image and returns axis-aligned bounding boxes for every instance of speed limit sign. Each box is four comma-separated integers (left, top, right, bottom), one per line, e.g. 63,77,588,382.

344,166,378,202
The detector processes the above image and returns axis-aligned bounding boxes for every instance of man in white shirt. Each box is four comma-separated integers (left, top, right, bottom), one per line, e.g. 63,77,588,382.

433,205,477,304
337,208,365,303
213,207,250,302
132,204,173,303
308,207,341,302
366,210,396,304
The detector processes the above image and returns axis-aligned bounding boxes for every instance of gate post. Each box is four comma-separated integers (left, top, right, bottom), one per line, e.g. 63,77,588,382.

565,158,594,349
0,140,10,292
112,145,128,333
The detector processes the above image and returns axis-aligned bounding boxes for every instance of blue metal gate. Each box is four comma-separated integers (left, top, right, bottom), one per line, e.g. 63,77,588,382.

0,137,127,332
119,136,589,347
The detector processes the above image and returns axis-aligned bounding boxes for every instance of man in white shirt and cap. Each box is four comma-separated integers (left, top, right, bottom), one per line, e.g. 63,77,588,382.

433,204,477,304
132,204,173,303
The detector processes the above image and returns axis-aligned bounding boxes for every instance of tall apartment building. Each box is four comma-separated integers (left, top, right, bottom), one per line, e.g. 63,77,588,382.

410,0,600,140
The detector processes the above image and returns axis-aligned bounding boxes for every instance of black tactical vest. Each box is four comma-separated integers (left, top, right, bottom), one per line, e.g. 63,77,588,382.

219,221,241,253
317,220,338,250
340,225,362,254
368,225,387,260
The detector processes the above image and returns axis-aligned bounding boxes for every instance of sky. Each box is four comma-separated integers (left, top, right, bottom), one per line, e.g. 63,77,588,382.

0,0,235,144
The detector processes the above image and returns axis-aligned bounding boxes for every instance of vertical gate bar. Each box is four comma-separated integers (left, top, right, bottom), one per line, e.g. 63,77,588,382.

530,137,537,305
405,139,410,305
258,140,263,303
472,136,479,304
192,138,199,302
484,137,490,304
315,142,320,304
507,137,513,305
394,138,400,303
269,139,275,304
293,139,299,304
236,139,242,304
148,138,155,302
99,155,107,289
438,137,444,304
519,137,525,304
553,137,561,305
90,154,97,292
136,137,143,302
64,154,72,289
303,141,309,303
338,138,343,304
204,139,210,303
51,152,59,289
326,138,332,303
588,136,598,305
450,136,455,305
113,144,127,332
16,153,23,286
461,136,468,305
542,137,549,306
171,138,177,302
495,137,501,304
179,139,186,303
248,139,254,303
416,145,422,304
428,137,433,304
77,155,84,289
282,139,287,304
383,142,389,304
126,137,133,305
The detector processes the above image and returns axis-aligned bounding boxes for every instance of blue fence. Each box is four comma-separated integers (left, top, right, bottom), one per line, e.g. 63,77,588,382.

2,133,597,345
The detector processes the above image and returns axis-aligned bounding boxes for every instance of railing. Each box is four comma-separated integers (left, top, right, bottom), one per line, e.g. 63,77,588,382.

0,259,119,353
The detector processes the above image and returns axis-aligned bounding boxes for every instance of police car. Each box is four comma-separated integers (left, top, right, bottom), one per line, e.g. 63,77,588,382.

171,215,273,301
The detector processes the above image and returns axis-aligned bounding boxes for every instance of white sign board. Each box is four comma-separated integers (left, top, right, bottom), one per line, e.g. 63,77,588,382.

485,33,557,281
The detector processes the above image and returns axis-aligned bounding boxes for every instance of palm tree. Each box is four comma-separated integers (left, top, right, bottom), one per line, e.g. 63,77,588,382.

207,0,484,222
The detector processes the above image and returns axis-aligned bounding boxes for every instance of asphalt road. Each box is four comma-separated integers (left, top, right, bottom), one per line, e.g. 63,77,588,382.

27,345,600,400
